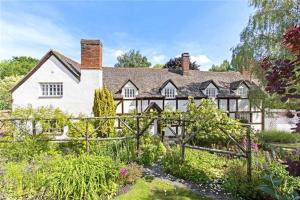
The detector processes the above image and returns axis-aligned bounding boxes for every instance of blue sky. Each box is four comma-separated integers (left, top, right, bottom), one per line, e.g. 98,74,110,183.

0,0,252,70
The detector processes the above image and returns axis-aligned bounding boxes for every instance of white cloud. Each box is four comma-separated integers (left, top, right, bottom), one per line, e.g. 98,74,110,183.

152,54,166,64
190,54,212,71
0,11,78,60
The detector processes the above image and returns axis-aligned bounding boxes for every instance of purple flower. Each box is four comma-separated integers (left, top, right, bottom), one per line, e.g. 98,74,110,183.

120,168,128,177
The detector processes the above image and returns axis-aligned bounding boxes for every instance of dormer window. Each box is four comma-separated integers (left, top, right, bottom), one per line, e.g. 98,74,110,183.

164,88,175,98
160,79,178,99
124,88,135,98
121,80,138,99
206,88,217,97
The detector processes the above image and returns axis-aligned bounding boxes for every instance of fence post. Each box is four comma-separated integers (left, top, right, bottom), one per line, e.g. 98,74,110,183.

85,120,89,153
181,120,185,163
136,116,140,158
32,119,36,136
246,125,252,182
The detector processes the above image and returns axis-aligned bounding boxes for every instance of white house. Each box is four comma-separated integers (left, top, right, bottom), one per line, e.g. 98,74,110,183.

11,39,263,133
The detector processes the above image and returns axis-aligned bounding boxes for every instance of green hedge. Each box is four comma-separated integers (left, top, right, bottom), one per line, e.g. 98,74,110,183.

258,130,300,144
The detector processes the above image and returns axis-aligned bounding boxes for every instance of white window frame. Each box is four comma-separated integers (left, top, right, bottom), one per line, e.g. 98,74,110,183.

237,86,248,98
164,87,175,98
206,88,217,98
40,83,63,97
124,88,135,99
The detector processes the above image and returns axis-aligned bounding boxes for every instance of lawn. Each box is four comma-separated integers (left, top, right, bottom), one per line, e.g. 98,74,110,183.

269,143,300,149
115,178,211,200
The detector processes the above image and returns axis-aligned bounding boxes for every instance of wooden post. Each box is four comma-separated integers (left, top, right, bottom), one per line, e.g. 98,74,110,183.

181,121,185,163
246,125,252,182
136,116,140,158
32,119,36,136
85,120,89,153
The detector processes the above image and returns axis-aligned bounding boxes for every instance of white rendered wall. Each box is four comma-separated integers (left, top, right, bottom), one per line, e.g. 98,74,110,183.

12,56,102,116
219,99,227,111
229,100,236,111
238,99,249,111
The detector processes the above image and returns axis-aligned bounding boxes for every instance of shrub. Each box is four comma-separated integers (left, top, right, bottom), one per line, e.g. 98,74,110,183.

0,154,123,200
162,148,231,182
89,138,137,163
139,134,167,165
258,130,300,144
40,154,122,199
119,162,143,185
162,98,246,148
223,160,265,199
0,135,57,162
0,161,41,199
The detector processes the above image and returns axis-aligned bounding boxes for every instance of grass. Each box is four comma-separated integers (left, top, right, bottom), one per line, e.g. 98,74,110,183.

115,178,211,200
269,143,300,149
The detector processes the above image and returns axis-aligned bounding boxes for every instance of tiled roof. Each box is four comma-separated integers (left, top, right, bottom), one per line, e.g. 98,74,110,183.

103,67,254,98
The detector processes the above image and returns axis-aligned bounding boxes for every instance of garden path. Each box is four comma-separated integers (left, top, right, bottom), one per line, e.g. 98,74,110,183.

143,163,232,200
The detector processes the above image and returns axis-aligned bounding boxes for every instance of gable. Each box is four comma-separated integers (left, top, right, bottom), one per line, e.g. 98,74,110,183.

159,79,178,92
11,50,81,92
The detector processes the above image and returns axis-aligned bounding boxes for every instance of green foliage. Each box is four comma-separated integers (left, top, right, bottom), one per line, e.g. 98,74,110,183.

165,98,245,147
162,148,231,183
231,0,299,77
257,163,300,200
223,160,265,199
0,154,123,200
0,136,57,162
92,87,116,137
209,60,232,72
90,138,137,163
152,63,163,69
0,76,21,110
0,161,44,199
40,154,121,199
249,89,298,110
114,49,151,68
139,134,167,165
258,130,300,144
120,162,143,185
0,56,38,79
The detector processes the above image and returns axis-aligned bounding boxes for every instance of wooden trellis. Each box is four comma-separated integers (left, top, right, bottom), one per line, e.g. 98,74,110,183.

0,114,253,181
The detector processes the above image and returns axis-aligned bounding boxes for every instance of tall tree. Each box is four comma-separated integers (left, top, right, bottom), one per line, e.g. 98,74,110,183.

260,26,300,132
0,56,38,79
163,57,199,70
231,0,300,78
153,64,163,69
209,60,231,72
114,49,151,68
0,76,22,110
92,87,116,137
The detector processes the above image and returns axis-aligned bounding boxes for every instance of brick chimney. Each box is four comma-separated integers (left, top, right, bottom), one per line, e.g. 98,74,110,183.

181,53,190,76
81,39,102,69
241,69,252,81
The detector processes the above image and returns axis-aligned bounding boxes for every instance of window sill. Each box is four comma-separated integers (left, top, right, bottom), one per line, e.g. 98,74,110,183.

39,96,63,99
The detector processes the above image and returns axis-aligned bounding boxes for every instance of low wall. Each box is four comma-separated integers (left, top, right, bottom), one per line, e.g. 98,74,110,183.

265,109,298,132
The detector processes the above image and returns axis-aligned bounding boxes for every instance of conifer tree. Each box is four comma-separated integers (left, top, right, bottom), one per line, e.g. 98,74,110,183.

92,87,116,137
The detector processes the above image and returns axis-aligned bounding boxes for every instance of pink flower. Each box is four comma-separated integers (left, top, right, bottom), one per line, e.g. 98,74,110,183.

120,168,128,177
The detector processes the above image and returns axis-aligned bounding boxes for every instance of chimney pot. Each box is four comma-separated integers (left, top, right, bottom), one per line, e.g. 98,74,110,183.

181,53,190,76
81,39,102,69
